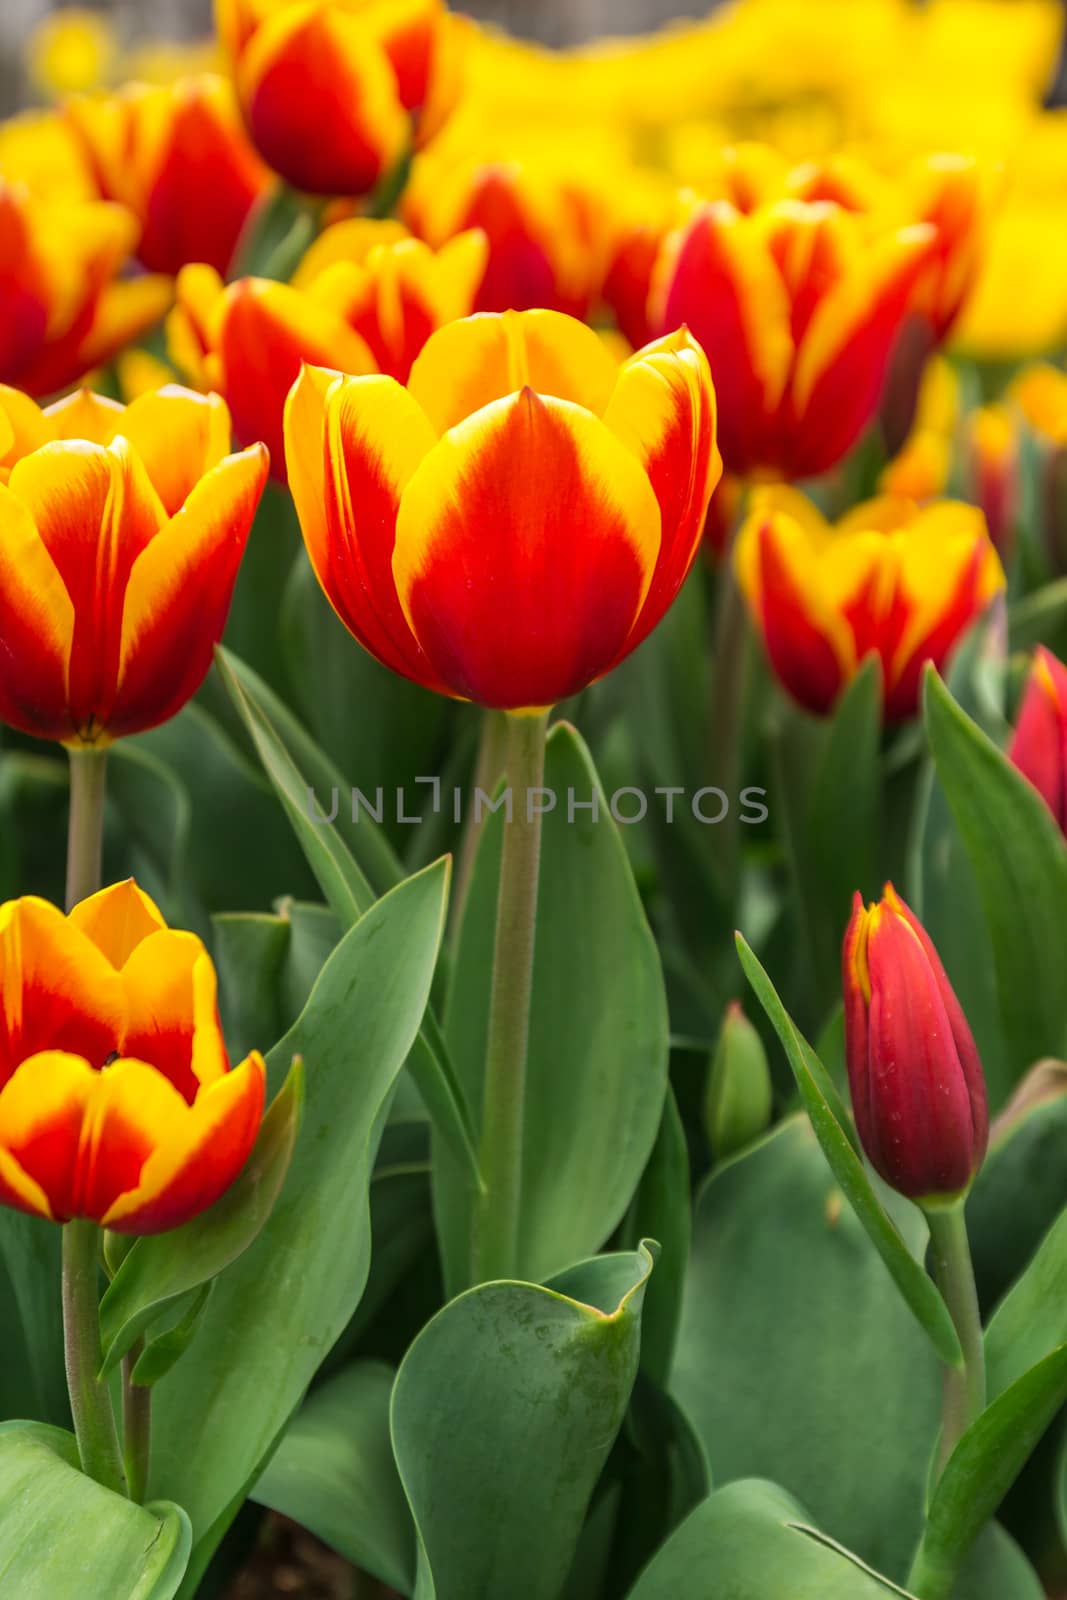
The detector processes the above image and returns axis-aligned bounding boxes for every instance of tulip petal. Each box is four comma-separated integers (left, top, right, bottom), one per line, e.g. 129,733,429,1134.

407,307,618,435
1009,648,1067,830
394,389,661,708
0,480,74,740
120,929,230,1101
0,898,123,1087
119,385,233,515
110,444,268,738
288,368,443,687
0,386,49,473
104,1053,266,1234
0,1145,52,1222
603,328,721,652
67,878,167,970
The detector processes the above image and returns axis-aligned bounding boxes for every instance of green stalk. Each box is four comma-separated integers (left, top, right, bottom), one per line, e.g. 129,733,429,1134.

65,747,108,911
473,710,550,1282
122,1342,151,1503
451,707,510,941
62,1221,126,1494
925,1200,986,1471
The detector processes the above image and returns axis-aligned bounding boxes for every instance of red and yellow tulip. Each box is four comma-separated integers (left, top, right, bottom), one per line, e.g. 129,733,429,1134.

284,309,720,709
843,883,988,1201
966,403,1018,560
217,0,465,197
0,181,170,397
1008,646,1067,834
0,879,265,1234
0,384,267,747
66,74,270,276
735,486,1005,720
652,196,935,479
168,222,486,478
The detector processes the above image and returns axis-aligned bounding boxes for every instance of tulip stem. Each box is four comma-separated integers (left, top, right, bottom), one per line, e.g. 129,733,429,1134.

451,708,510,941
473,710,549,1282
122,1343,151,1503
66,747,108,911
62,1220,126,1496
926,1201,986,1468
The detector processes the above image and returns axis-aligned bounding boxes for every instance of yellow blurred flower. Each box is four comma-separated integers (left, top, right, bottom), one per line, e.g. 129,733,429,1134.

27,8,118,99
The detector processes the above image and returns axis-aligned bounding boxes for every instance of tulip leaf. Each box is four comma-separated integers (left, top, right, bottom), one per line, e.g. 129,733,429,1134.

437,721,670,1289
130,1283,215,1389
390,1243,654,1600
0,1213,67,1426
213,901,342,1060
250,1360,415,1593
616,1087,691,1387
735,934,963,1370
146,860,449,1590
625,1479,915,1598
97,1056,304,1376
907,1342,1067,1600
922,666,1067,1074
673,1118,940,1579
0,1424,190,1599
214,645,482,1193
983,1198,1067,1399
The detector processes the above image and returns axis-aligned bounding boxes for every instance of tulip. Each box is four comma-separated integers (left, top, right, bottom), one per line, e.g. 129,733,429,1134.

901,153,994,346
843,883,988,1200
284,309,720,709
0,383,267,746
66,74,271,276
217,0,465,197
0,879,265,1233
652,196,935,479
0,180,171,397
1008,647,1067,833
734,487,1005,720
168,222,486,478
404,156,612,320
966,404,1018,560
878,354,958,503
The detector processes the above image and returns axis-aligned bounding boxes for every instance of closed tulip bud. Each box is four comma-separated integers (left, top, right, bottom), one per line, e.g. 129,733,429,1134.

0,383,267,747
284,309,720,709
218,0,466,197
0,180,171,398
1008,647,1067,833
705,1001,773,1161
0,881,265,1233
66,74,271,277
735,486,1004,720
843,884,988,1201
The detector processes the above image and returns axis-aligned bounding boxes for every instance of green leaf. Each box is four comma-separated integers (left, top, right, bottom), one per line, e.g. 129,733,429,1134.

1008,575,1067,658
215,646,481,1192
437,722,670,1289
984,1196,1067,1399
251,1361,414,1593
212,902,341,1061
909,1343,1067,1600
735,934,962,1369
923,666,1067,1074
0,1213,67,1425
672,1119,941,1580
222,483,302,697
130,1284,214,1388
0,1424,190,1599
951,1523,1046,1600
391,1244,654,1600
626,1479,914,1598
146,861,448,1584
98,1057,304,1376
617,1088,691,1387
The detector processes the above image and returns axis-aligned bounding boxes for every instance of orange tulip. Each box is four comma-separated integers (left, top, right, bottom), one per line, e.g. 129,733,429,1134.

652,197,935,479
218,0,465,196
735,486,1004,720
168,222,485,478
284,309,720,709
66,74,271,276
0,880,265,1234
0,384,267,746
405,157,611,319
0,180,170,397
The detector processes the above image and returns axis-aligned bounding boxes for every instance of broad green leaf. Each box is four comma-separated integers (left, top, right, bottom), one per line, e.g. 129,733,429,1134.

0,1425,190,1600
952,1523,1046,1600
251,1361,414,1593
438,722,670,1289
626,1479,913,1598
98,1058,303,1375
984,1198,1067,1399
672,1119,940,1580
908,1343,1067,1600
213,902,341,1061
923,666,1067,1074
617,1088,691,1387
130,1283,214,1388
147,862,448,1586
0,1213,66,1426
215,645,481,1191
391,1244,654,1600
736,935,962,1369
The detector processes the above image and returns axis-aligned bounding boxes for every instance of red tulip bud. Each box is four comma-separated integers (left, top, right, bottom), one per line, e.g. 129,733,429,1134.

842,884,988,1201
1008,646,1067,834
